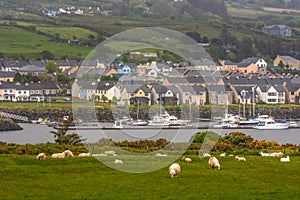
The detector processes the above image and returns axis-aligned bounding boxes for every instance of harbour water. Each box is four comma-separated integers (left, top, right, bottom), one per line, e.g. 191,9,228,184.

0,123,300,145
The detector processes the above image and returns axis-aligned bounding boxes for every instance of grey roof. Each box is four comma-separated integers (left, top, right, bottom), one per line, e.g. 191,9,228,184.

29,60,46,67
180,85,195,93
166,77,189,85
257,84,285,92
264,25,290,30
41,82,59,90
206,85,232,92
135,85,151,93
279,55,299,62
191,85,206,93
0,71,16,78
186,76,205,84
234,86,255,98
96,81,117,90
18,65,47,72
152,84,168,93
241,57,260,64
121,85,141,93
1,60,30,68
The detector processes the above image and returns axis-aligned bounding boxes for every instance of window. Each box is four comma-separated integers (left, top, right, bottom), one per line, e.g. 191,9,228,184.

267,92,277,96
185,93,189,96
19,91,21,94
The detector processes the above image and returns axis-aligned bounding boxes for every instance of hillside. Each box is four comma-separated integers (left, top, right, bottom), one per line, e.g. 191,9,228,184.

0,0,299,62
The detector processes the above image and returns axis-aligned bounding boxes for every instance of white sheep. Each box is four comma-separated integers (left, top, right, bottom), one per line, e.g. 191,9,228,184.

270,152,284,157
169,163,181,178
156,153,168,157
78,152,92,157
36,153,46,160
235,156,246,162
208,157,220,170
220,152,226,157
182,156,192,162
51,153,65,158
259,152,270,157
280,156,290,162
63,150,74,157
203,153,211,158
114,159,123,164
104,150,117,156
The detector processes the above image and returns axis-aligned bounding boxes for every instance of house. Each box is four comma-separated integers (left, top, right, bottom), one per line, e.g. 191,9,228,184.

274,55,300,70
16,65,47,76
1,60,29,71
232,86,256,105
0,82,16,101
58,84,72,95
219,60,238,71
41,82,59,96
151,84,180,106
72,81,98,100
206,85,233,105
262,25,292,37
0,71,15,82
179,85,206,105
240,57,268,73
256,85,285,104
38,7,60,16
130,85,151,106
236,62,259,74
119,85,140,106
95,81,120,101
116,64,134,75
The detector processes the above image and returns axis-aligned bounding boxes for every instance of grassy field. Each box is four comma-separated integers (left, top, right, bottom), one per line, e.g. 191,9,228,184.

0,25,92,59
0,154,299,199
36,27,97,40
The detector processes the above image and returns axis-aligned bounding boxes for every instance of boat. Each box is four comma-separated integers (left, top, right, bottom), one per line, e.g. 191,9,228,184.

289,121,297,127
238,118,260,126
112,120,123,129
253,119,289,130
213,121,239,128
31,118,43,124
131,119,148,126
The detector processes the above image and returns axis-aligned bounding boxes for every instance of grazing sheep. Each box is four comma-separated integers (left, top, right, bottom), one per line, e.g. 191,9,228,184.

78,152,92,157
208,157,220,170
235,156,246,162
220,152,226,157
203,153,211,158
63,150,74,157
280,156,290,162
259,152,270,157
156,153,168,157
36,153,46,160
104,150,117,156
114,159,123,164
182,156,192,162
270,152,284,157
169,163,181,178
51,153,65,158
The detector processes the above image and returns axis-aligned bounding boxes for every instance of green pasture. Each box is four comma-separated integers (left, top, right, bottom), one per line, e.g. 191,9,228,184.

0,26,92,59
0,154,299,199
36,27,97,40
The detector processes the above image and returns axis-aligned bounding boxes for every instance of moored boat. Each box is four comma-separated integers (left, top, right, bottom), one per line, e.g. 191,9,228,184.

253,119,289,130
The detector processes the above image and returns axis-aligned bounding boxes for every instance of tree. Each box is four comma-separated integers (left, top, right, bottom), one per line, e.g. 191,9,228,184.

45,61,60,74
50,115,86,145
38,73,56,83
40,50,54,59
13,72,23,83
56,73,71,84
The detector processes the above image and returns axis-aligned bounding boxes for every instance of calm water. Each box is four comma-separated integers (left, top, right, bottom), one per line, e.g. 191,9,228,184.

0,123,300,145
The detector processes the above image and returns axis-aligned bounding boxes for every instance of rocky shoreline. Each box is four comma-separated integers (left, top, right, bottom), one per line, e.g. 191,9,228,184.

0,118,23,131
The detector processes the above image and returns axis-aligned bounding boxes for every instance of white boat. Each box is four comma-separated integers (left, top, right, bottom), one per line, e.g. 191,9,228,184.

253,119,289,130
213,121,239,128
131,119,148,126
31,118,43,124
289,121,297,127
112,121,123,128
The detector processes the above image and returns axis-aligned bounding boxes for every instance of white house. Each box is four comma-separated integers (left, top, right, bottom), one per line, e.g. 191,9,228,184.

256,85,285,104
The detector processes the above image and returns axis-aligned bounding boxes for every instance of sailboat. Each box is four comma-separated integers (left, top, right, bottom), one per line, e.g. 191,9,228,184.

131,99,148,126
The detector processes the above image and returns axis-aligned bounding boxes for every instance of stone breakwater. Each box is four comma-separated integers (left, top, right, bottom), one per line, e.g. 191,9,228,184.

1,107,300,123
0,118,23,131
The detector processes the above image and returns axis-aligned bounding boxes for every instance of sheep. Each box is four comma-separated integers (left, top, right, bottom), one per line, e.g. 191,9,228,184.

78,152,92,157
235,156,246,162
182,156,192,162
259,152,270,157
114,159,123,164
208,157,220,170
220,152,226,157
203,153,211,158
156,153,168,157
280,156,290,163
270,152,284,157
104,150,117,156
51,153,65,158
63,150,74,157
36,153,46,160
169,163,181,178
